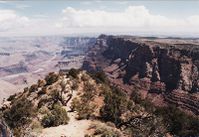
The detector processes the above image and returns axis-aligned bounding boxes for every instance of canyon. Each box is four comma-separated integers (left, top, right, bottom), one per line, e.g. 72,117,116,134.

83,35,199,115
1,35,199,137
0,36,96,102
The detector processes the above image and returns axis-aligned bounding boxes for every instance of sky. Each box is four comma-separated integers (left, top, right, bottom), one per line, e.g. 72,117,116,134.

0,0,199,37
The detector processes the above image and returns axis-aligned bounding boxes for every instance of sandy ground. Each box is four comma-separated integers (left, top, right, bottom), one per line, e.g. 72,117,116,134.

39,113,92,137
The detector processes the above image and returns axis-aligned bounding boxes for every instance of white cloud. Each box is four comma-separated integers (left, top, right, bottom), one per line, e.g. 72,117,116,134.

59,6,199,35
0,9,60,36
0,10,29,32
187,15,199,26
0,6,199,36
60,6,175,28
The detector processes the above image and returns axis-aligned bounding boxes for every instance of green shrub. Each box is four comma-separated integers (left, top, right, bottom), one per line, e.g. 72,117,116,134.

41,113,56,128
45,72,59,85
155,105,199,136
71,98,96,120
82,82,95,101
70,98,81,112
3,98,36,129
41,104,69,127
100,88,128,125
77,103,96,120
68,68,80,78
52,104,69,125
90,71,108,84
29,84,38,92
7,93,17,101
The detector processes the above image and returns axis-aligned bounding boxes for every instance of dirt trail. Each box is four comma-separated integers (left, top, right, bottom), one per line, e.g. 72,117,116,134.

39,117,91,137
39,88,92,137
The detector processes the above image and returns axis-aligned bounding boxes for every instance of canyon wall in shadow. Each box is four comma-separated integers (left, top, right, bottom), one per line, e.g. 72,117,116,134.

83,35,199,115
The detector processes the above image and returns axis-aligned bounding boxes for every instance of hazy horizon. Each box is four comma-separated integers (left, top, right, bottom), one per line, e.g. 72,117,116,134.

0,0,199,37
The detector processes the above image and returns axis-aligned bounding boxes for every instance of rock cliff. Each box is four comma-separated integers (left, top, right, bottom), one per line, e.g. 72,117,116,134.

83,35,199,114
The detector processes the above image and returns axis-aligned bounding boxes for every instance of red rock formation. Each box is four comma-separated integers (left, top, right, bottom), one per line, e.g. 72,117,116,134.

82,35,199,115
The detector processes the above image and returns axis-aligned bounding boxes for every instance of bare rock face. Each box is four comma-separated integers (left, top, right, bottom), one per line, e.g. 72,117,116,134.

83,35,199,93
82,35,199,114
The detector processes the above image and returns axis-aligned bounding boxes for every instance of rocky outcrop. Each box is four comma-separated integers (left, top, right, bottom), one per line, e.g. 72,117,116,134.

1,69,167,137
82,35,199,114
